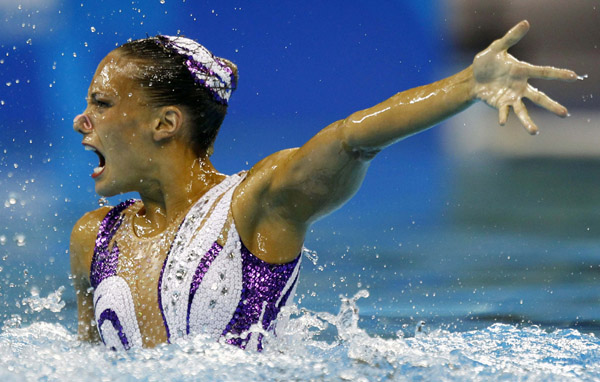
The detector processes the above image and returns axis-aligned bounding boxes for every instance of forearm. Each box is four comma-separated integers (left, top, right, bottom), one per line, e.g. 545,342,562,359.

342,66,476,151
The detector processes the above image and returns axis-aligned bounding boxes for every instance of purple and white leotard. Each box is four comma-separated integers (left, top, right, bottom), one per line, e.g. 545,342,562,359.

90,173,302,350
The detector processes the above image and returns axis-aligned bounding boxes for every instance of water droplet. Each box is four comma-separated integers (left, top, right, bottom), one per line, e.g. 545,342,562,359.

90,26,96,32
415,320,426,335
97,197,108,207
160,0,165,3
0,235,6,245
302,247,319,265
13,234,26,247
4,192,18,208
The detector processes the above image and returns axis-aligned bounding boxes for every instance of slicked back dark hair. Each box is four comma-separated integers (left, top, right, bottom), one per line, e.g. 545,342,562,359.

115,37,238,156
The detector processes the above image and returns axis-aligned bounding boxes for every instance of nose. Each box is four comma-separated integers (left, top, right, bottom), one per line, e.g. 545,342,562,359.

73,113,93,133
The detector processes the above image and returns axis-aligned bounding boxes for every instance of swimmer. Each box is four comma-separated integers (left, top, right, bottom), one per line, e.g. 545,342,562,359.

70,21,579,350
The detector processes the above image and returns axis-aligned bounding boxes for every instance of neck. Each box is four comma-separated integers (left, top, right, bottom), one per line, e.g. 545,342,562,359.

134,150,224,236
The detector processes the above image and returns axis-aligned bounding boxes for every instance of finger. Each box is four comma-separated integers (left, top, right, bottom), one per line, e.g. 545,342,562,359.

513,100,539,135
490,20,530,52
521,62,578,81
498,105,510,125
525,85,569,117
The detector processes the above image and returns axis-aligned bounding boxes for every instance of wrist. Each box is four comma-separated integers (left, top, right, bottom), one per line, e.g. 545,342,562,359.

458,65,477,102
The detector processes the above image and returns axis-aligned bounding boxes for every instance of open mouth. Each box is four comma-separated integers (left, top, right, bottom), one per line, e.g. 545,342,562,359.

84,145,106,178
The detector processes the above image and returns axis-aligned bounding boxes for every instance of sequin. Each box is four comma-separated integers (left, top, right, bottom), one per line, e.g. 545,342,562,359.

93,276,143,350
223,244,300,350
90,199,136,289
97,309,129,349
90,173,301,351
157,36,236,105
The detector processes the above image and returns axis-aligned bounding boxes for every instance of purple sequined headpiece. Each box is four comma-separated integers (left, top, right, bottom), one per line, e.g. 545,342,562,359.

157,36,236,105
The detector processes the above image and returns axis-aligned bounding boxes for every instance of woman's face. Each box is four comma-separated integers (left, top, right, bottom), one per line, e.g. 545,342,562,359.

75,51,161,197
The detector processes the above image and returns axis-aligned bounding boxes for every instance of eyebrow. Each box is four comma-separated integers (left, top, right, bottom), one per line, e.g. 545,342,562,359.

88,92,113,101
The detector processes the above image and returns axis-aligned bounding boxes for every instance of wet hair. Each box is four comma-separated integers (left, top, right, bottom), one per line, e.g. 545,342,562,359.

115,36,238,156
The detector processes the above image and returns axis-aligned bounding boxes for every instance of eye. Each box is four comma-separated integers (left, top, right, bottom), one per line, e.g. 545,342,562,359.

95,99,111,108
88,94,113,109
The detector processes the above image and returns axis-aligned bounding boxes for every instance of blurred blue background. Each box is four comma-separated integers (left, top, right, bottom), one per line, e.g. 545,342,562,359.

0,0,598,335
0,0,448,237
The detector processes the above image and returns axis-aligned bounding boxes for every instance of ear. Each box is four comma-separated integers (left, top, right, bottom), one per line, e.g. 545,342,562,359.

152,106,183,142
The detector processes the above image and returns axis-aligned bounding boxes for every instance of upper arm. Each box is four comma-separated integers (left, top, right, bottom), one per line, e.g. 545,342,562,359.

268,119,374,223
233,120,372,263
70,207,110,343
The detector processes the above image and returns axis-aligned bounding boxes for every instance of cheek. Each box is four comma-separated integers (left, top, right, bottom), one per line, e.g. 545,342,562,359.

105,125,149,163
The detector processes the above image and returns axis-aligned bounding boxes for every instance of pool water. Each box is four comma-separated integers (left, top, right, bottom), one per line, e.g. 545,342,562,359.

1,290,600,381
1,153,600,381
1,1,599,380
2,158,600,381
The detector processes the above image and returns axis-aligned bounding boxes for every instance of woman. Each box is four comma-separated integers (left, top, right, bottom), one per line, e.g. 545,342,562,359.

70,21,578,350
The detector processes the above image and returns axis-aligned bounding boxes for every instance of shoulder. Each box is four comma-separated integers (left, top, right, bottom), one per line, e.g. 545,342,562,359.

233,148,298,216
71,207,112,245
232,148,306,264
69,207,112,280
235,148,299,197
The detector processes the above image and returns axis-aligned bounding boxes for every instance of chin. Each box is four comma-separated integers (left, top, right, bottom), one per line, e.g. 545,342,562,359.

94,179,122,198
95,178,139,199
95,186,119,198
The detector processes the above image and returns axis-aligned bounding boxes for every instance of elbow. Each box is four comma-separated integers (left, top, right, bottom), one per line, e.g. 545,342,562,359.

340,118,382,162
341,140,381,161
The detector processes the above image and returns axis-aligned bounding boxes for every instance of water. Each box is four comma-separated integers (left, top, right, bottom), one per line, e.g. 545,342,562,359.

1,213,599,380
1,158,600,380
1,291,600,381
1,1,599,380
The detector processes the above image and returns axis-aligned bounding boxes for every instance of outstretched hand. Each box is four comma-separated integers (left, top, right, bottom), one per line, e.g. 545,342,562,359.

472,20,579,135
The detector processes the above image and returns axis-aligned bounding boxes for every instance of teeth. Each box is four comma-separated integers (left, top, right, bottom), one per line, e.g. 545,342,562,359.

85,146,97,152
93,167,104,174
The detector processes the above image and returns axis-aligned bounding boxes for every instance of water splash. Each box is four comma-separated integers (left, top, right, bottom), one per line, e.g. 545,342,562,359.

0,292,598,381
302,246,319,265
21,286,66,313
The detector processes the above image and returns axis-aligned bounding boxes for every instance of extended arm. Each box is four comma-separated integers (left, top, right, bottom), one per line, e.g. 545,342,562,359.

234,21,578,264
343,20,577,149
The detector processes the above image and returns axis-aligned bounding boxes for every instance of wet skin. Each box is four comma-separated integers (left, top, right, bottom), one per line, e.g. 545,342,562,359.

71,21,579,346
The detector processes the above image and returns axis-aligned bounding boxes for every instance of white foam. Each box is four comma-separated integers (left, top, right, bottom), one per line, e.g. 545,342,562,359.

1,291,599,381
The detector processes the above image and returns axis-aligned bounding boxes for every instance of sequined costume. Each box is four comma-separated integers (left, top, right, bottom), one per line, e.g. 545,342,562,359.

90,173,302,350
